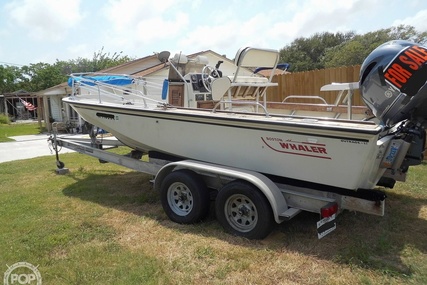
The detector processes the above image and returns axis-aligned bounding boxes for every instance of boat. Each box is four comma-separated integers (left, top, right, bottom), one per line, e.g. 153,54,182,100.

63,41,427,192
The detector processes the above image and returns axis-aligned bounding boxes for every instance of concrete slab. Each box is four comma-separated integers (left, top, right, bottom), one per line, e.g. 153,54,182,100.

0,134,75,163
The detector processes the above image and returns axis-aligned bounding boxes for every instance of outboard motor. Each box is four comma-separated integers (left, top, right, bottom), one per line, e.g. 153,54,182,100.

360,40,427,185
360,40,427,127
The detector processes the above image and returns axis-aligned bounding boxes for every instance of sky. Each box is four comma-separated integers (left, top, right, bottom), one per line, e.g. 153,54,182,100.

1,0,427,66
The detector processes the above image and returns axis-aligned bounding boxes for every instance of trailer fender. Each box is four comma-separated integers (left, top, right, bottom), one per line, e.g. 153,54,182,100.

154,160,288,224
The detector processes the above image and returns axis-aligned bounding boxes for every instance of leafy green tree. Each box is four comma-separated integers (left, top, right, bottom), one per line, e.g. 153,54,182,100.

323,25,427,68
18,63,66,92
280,25,427,71
0,65,21,93
1,47,133,93
279,31,355,71
63,47,132,74
388,25,427,44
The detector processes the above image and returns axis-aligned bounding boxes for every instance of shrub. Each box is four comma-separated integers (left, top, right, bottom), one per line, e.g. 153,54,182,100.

0,113,10,124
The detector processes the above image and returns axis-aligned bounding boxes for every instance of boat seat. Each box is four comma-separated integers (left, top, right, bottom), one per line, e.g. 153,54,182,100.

211,77,232,101
233,47,279,76
227,75,269,84
227,47,279,99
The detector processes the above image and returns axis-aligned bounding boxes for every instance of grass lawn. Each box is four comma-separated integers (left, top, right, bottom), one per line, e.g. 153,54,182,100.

0,121,44,142
0,146,426,284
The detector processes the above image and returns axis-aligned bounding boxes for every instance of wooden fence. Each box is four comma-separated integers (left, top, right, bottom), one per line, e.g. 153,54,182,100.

266,65,365,106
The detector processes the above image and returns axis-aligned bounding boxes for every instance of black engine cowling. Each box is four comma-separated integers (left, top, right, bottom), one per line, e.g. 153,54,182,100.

360,40,427,127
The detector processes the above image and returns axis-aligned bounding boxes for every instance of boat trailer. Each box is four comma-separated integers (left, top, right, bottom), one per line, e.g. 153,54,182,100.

48,125,387,240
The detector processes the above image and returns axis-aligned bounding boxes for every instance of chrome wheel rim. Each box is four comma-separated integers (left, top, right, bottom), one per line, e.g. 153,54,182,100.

167,182,194,216
224,194,258,232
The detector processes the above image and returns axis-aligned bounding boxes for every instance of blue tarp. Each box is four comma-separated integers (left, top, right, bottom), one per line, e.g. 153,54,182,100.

68,75,134,87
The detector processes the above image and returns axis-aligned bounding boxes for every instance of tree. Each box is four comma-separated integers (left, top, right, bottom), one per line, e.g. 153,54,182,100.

323,25,427,68
63,47,132,74
1,47,134,93
0,65,21,93
279,31,355,72
280,25,427,71
19,63,66,92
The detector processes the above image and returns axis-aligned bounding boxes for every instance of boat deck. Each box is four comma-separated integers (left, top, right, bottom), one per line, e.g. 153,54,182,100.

162,105,383,134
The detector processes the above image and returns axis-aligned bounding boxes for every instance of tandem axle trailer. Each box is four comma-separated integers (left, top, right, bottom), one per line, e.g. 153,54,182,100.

49,130,386,240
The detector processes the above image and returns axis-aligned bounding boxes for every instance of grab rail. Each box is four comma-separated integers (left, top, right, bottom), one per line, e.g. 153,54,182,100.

69,73,165,108
282,95,328,105
280,82,360,120
212,100,270,117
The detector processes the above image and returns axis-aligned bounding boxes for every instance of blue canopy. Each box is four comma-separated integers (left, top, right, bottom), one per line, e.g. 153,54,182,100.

68,75,134,87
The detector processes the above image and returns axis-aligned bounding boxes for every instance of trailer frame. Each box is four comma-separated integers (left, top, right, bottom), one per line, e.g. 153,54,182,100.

49,132,386,239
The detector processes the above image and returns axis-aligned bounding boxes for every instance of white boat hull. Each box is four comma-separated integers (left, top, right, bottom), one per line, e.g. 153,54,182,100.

64,98,389,190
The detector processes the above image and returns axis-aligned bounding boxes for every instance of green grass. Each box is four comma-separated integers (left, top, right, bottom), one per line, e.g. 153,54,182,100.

0,113,10,124
0,121,44,142
0,151,427,284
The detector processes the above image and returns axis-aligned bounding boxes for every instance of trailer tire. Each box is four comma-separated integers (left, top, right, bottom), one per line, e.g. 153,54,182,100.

215,180,274,239
56,160,65,169
160,169,210,224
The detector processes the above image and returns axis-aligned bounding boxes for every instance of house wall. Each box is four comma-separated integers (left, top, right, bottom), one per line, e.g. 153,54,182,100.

196,52,253,77
143,73,169,101
50,95,64,122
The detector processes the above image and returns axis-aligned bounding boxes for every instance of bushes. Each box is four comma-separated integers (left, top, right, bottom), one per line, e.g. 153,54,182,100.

0,113,10,124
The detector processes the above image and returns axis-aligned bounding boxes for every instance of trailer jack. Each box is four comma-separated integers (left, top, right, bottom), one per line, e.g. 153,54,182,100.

49,123,68,174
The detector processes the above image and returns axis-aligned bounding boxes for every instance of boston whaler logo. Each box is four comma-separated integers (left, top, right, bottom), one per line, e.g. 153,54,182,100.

261,137,331,159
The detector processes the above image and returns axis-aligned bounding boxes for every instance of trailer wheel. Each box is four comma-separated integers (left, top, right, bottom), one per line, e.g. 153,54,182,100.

56,160,65,169
160,170,210,224
215,180,274,239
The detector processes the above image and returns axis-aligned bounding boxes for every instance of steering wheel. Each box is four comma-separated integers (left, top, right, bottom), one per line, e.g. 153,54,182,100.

201,65,219,92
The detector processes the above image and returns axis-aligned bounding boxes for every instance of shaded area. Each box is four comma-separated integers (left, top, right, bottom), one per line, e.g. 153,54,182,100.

62,169,427,278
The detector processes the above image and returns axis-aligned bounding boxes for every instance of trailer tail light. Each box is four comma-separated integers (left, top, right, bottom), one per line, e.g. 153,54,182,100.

321,202,338,218
318,202,338,239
